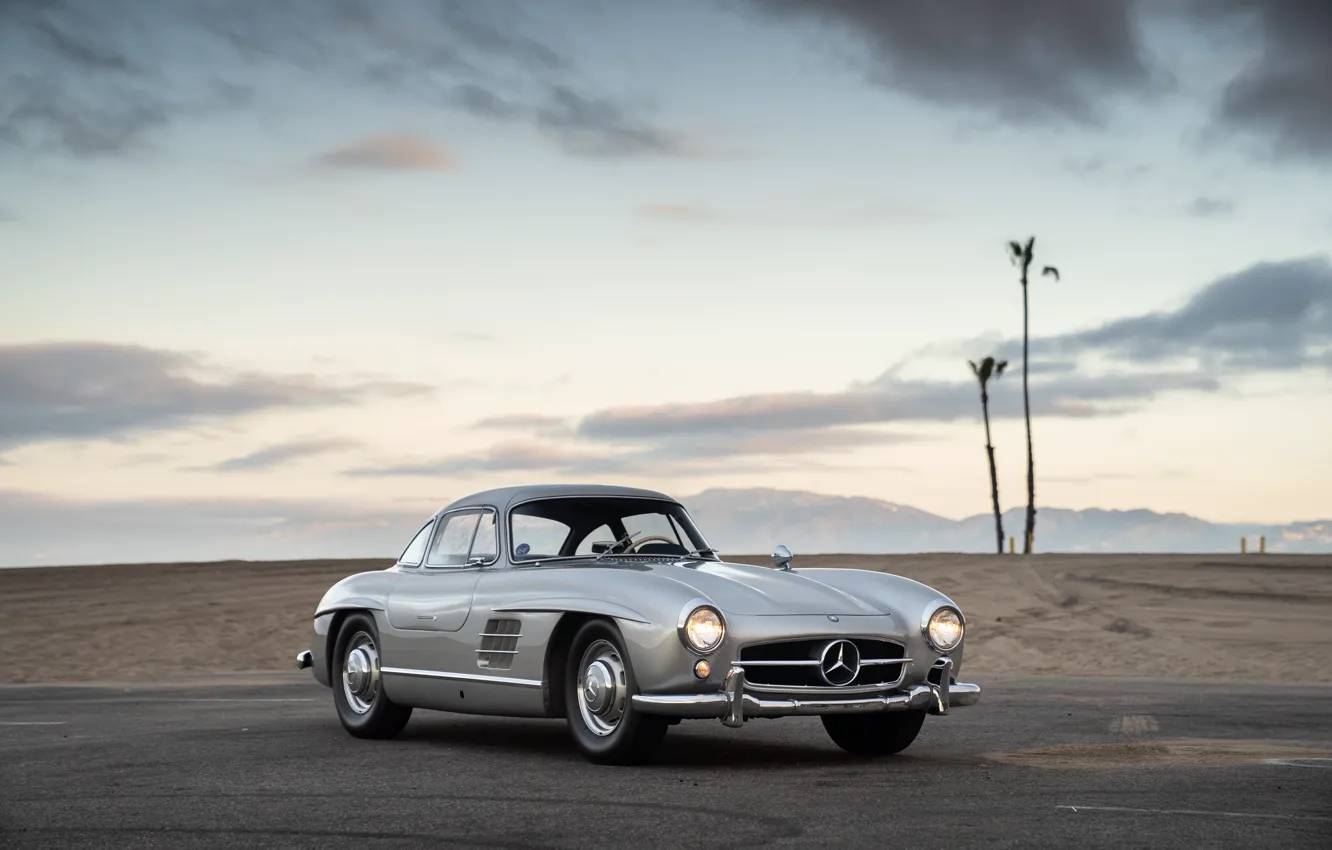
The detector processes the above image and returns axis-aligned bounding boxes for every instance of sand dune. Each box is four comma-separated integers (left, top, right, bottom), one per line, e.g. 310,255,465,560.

2,554,1329,685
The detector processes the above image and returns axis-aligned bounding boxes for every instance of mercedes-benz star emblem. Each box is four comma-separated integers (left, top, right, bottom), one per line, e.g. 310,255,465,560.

818,639,861,686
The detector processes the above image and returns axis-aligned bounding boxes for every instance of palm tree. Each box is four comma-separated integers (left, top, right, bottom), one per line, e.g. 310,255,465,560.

969,356,1008,554
1007,237,1059,554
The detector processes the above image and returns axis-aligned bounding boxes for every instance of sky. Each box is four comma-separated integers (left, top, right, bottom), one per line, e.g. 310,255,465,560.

2,0,1332,565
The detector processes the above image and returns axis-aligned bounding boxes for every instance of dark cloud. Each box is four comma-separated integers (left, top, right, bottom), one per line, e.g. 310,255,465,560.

1199,1,1332,162
197,438,360,473
314,132,454,171
1186,196,1235,218
1015,256,1332,372
743,0,1164,125
0,342,431,451
1,0,701,161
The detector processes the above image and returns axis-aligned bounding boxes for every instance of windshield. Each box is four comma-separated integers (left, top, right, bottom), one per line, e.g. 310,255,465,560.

509,497,713,563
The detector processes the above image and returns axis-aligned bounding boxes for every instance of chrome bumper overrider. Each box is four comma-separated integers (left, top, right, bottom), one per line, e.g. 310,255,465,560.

296,650,313,670
631,659,979,728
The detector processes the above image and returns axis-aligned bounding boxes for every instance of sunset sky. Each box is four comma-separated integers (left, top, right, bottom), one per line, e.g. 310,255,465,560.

3,0,1331,565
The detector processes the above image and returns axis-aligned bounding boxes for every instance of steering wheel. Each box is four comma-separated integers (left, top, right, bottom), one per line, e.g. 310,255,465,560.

623,535,678,553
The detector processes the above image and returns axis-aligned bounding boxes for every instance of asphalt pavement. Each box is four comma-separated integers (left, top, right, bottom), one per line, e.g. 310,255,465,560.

2,674,1330,849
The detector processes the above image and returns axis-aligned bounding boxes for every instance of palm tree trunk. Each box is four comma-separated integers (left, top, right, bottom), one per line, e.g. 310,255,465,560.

981,387,1003,554
1022,279,1036,553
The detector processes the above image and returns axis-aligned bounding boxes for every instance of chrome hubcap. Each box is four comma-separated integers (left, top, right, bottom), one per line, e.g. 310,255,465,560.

341,631,380,715
576,639,627,737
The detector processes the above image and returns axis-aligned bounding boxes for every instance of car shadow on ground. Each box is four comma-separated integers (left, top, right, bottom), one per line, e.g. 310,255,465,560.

395,714,934,768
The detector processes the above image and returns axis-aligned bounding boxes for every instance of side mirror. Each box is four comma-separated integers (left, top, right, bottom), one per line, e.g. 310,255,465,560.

771,544,792,571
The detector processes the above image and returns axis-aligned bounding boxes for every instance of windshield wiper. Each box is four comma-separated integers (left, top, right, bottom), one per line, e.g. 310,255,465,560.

679,546,718,560
594,529,641,562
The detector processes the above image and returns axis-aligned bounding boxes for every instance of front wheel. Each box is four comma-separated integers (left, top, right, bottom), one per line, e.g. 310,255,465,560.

332,612,412,739
564,619,669,765
822,710,926,756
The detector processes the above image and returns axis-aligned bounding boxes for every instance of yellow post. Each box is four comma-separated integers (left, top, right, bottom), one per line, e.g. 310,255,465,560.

1241,537,1247,554
1260,535,1266,554
1026,532,1033,553
1008,536,1015,554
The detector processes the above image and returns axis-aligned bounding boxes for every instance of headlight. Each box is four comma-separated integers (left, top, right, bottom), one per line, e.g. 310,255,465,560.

925,606,964,652
680,605,725,653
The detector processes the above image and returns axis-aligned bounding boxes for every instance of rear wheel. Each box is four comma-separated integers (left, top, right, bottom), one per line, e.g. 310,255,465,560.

822,710,926,756
564,619,668,765
332,612,412,739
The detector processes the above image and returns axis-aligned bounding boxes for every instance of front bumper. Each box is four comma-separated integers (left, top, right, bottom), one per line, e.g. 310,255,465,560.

631,658,979,728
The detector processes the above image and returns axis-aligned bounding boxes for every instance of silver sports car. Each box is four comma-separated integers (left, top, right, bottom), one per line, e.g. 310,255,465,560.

297,484,980,764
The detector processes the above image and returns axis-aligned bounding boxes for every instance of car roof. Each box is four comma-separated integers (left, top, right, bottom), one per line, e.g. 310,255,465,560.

438,483,678,515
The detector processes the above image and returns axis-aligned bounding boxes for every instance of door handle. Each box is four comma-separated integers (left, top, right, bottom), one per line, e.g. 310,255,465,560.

416,614,437,621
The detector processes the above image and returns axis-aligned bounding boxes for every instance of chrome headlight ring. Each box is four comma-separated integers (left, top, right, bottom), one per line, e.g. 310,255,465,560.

920,599,965,653
677,598,725,655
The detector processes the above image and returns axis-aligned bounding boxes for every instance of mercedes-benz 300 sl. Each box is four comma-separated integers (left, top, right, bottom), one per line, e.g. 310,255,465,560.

297,484,979,764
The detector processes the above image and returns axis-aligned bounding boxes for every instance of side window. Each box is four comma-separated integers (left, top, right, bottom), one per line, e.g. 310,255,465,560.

426,512,481,567
574,524,614,555
469,511,498,562
397,521,434,567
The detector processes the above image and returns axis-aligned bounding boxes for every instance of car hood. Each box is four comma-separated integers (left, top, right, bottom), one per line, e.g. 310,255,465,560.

650,559,887,616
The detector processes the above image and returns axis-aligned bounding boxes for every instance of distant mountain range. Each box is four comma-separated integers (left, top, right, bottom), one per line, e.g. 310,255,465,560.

682,488,1332,554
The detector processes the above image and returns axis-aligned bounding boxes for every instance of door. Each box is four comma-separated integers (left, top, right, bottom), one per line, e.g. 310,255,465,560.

386,509,496,634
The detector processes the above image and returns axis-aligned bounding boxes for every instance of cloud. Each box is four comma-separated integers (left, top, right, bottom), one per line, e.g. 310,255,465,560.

561,256,1329,446
0,206,16,223
1061,156,1153,182
532,86,701,158
472,413,572,438
1186,196,1235,218
639,203,720,222
0,489,438,566
0,0,705,161
0,342,432,451
195,438,361,473
314,132,453,172
637,197,935,227
576,371,1214,443
743,0,1165,125
1012,256,1332,372
1197,1,1332,162
346,426,917,479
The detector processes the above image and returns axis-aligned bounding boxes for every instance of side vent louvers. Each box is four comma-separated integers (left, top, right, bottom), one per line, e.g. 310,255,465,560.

477,618,522,670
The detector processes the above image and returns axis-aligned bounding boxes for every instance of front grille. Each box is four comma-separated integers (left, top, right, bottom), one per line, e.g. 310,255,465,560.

738,637,907,689
476,618,521,670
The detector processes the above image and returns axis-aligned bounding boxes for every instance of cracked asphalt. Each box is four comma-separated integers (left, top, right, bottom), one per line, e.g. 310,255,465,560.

2,673,1330,849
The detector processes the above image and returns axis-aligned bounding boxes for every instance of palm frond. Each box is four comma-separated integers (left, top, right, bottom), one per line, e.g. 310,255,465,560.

968,359,979,376
995,359,1008,376
1025,236,1035,254
1007,241,1022,263
1042,265,1060,281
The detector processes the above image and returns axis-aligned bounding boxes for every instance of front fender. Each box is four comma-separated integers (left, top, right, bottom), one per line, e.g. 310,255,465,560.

309,570,400,687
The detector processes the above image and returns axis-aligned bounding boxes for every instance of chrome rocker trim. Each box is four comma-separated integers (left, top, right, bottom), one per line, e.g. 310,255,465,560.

631,658,980,728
